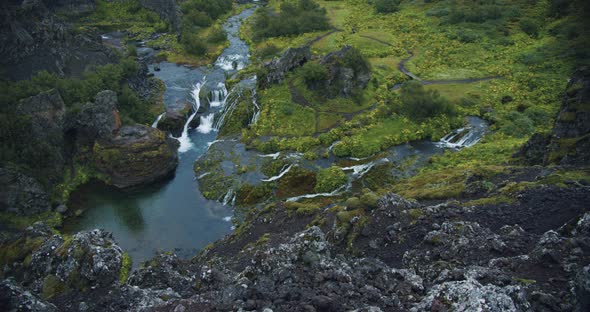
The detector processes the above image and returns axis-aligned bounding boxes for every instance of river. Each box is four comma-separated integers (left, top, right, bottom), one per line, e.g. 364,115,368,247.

63,8,256,266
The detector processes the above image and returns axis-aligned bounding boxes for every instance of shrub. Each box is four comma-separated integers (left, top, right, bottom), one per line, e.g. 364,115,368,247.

520,18,540,38
251,0,330,41
300,62,328,88
399,81,456,121
315,166,347,193
373,0,401,14
500,112,535,138
207,27,227,44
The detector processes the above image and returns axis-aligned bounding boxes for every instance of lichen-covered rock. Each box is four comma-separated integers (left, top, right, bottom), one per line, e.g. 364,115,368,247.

0,167,51,215
26,229,124,295
410,279,528,312
258,46,311,89
17,89,66,147
0,278,58,312
128,253,197,297
93,125,178,188
513,132,551,165
71,90,122,143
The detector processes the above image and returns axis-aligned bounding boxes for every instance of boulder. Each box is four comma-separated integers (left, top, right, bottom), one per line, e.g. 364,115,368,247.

258,46,311,89
157,111,188,137
0,167,51,216
93,125,178,188
318,45,371,97
73,90,122,143
513,133,550,165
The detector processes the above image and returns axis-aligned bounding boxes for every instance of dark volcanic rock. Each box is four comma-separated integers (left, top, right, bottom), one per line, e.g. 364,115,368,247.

16,89,67,181
513,133,551,165
318,45,371,97
139,0,182,32
258,46,311,89
157,111,188,137
516,67,590,165
0,278,57,312
0,1,116,80
71,90,122,144
0,167,51,216
93,125,178,188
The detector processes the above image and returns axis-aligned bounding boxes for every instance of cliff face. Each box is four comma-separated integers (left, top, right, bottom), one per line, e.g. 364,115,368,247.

139,0,182,32
0,0,116,80
515,67,590,166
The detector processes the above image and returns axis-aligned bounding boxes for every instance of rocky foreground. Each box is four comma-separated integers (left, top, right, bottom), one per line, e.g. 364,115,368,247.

1,186,589,311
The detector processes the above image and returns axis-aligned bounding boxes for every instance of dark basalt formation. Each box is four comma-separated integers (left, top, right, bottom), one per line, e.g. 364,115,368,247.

258,46,312,89
0,167,51,216
139,0,182,32
318,45,371,98
93,125,179,188
16,89,67,183
0,0,116,80
516,67,590,166
157,111,188,137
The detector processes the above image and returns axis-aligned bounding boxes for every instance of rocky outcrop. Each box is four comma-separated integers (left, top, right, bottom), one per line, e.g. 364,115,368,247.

93,125,178,188
258,46,311,89
516,67,590,165
0,167,51,216
157,111,187,137
318,45,371,97
139,0,182,32
16,89,67,182
0,279,57,312
70,90,122,145
0,0,116,80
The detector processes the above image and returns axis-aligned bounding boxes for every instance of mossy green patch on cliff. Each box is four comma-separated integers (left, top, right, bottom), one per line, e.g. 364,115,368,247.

315,166,347,193
119,253,132,284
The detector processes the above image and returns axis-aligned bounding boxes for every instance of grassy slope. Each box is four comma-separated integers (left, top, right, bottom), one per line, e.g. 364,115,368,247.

239,0,589,200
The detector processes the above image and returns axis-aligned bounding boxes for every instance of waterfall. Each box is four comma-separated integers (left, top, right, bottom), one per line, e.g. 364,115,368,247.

222,189,235,206
286,185,345,202
261,164,293,182
151,112,165,128
436,127,481,149
177,79,205,153
209,83,228,108
197,113,215,134
213,88,239,131
249,88,260,125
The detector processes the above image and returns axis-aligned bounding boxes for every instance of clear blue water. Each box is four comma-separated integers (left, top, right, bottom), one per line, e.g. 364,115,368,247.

64,8,256,266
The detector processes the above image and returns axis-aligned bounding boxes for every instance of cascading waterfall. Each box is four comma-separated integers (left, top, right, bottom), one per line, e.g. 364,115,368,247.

196,113,215,134
177,80,205,153
213,88,239,131
437,127,479,149
151,112,165,128
261,164,293,182
209,83,228,108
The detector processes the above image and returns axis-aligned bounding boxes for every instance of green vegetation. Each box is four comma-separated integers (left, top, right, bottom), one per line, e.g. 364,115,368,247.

80,0,169,32
399,81,456,121
119,253,132,283
251,0,330,41
180,0,233,56
315,166,347,193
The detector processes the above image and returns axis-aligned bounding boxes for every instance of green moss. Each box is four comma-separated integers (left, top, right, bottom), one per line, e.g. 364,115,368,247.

0,211,62,231
0,236,45,268
119,253,132,284
236,183,274,206
513,277,536,285
315,166,347,193
42,275,66,299
285,202,321,216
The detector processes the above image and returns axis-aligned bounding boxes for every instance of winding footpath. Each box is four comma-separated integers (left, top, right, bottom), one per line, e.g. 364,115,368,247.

358,35,502,88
